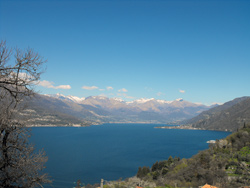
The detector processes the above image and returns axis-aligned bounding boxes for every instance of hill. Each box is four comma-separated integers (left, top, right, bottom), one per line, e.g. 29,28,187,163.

182,96,250,132
135,123,250,188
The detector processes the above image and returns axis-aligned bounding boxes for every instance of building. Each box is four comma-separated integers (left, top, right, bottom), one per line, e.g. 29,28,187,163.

199,184,219,188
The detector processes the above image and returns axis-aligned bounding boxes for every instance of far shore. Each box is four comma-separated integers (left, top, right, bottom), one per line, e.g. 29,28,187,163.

26,122,177,128
154,125,203,130
155,125,231,132
26,123,231,132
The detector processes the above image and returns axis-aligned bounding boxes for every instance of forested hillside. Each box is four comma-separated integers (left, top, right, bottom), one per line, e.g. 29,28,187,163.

183,97,250,132
137,123,250,188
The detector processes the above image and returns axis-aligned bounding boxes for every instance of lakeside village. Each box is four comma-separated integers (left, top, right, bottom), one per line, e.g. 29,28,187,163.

154,125,202,130
73,178,250,188
154,125,229,132
73,178,231,188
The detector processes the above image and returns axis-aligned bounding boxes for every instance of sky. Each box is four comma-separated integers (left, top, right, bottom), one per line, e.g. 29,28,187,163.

1,0,250,105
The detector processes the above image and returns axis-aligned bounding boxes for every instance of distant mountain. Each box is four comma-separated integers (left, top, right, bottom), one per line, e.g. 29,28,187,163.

21,94,102,127
46,93,86,103
182,96,250,131
22,93,212,126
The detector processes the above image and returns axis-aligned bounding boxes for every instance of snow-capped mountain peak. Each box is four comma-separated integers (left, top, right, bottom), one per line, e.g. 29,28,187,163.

176,98,184,102
45,93,66,99
156,99,172,104
67,95,85,103
46,93,85,103
112,98,124,102
88,96,108,100
128,98,156,104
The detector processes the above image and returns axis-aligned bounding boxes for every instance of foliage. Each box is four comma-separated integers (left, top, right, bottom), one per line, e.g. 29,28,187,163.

136,123,250,187
137,166,150,178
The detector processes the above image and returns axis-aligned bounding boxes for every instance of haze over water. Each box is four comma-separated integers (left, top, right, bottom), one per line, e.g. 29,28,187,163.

31,124,230,188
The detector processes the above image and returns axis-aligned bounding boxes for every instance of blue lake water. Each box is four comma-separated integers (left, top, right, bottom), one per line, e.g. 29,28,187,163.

30,124,231,188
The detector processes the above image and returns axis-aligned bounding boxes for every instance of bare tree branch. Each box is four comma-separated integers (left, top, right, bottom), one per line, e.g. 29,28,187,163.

0,40,51,188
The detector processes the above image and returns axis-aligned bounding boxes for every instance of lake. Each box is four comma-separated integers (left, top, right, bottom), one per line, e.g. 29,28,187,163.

30,124,231,188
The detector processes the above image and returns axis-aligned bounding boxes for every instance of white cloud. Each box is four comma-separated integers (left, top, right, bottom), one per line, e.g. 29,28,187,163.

82,86,99,90
38,80,54,88
126,95,135,99
145,87,153,92
55,85,71,89
179,89,185,93
15,72,33,80
117,93,134,99
107,86,114,91
99,93,107,97
10,72,35,83
38,80,71,90
157,92,165,96
194,102,203,105
118,88,128,92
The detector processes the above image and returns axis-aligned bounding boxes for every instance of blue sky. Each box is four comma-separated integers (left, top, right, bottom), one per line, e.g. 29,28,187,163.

1,0,250,105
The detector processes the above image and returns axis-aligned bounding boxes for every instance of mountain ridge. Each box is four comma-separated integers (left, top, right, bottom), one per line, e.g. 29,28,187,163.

182,96,250,132
22,93,212,126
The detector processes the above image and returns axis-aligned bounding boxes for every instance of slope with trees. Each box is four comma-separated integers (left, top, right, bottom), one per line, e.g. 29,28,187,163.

136,123,250,188
182,96,250,132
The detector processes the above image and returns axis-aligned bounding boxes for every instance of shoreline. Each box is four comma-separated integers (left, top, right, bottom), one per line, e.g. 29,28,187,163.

155,125,231,132
154,125,203,130
26,122,176,128
27,123,232,132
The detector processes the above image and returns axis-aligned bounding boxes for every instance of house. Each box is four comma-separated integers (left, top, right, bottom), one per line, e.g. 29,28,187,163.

199,184,219,188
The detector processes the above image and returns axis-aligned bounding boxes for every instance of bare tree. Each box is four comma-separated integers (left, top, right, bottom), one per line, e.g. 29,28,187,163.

0,40,51,188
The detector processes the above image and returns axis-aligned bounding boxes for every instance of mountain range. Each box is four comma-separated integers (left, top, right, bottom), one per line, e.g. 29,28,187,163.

22,93,212,126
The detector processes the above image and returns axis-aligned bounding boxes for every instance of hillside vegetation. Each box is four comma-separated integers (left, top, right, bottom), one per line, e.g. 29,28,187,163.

183,97,250,132
136,123,250,188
